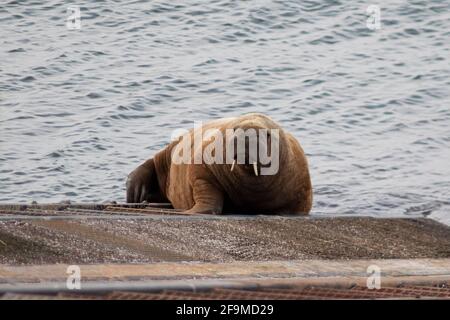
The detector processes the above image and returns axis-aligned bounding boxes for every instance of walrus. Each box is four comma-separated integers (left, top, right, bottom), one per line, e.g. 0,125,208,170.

126,113,312,215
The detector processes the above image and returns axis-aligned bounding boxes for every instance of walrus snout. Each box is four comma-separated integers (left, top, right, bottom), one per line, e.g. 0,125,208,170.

231,155,272,177
229,125,274,176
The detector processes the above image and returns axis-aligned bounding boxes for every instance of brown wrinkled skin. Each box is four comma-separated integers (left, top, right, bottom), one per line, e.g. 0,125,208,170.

126,113,313,215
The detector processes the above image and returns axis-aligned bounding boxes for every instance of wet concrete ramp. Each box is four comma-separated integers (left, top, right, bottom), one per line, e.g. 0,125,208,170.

0,203,449,265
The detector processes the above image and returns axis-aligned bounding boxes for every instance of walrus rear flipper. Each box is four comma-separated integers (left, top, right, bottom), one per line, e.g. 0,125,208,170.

126,158,165,203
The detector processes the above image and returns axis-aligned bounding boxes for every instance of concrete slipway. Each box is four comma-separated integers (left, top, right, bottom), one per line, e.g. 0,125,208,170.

0,203,449,299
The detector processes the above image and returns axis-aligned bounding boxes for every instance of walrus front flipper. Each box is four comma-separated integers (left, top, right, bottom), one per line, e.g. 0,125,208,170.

126,158,162,203
184,179,224,215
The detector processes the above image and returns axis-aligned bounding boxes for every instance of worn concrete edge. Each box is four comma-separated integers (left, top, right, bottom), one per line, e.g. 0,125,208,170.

1,258,449,281
0,214,438,222
0,275,449,294
1,259,449,293
1,202,447,228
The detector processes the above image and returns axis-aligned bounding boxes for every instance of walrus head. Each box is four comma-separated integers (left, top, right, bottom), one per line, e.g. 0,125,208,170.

224,113,286,178
193,113,293,212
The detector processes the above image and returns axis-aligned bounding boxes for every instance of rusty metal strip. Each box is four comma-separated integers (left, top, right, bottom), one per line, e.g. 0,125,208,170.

0,203,173,211
4,285,450,300
213,288,338,300
104,206,183,215
352,285,450,298
0,202,187,219
0,203,178,221
257,287,394,299
402,285,450,293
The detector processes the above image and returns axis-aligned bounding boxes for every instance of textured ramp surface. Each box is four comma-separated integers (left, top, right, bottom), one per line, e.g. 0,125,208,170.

0,203,449,264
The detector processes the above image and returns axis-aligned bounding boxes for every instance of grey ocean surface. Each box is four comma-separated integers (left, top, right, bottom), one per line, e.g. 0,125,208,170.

1,0,449,225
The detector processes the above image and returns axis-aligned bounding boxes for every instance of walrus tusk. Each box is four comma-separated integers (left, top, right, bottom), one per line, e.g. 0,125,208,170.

253,162,259,176
231,159,236,172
